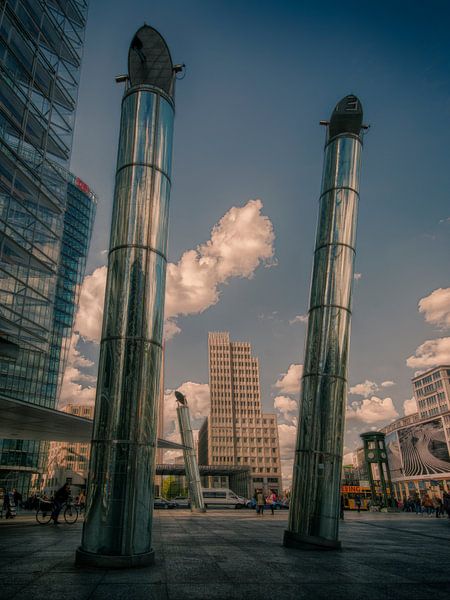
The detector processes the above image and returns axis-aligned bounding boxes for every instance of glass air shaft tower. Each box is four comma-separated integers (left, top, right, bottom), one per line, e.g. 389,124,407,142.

76,25,180,568
284,95,365,550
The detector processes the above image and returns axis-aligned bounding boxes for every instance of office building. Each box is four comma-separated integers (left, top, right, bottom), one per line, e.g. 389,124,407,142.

412,365,450,419
376,366,450,500
43,403,93,495
0,1,91,496
198,332,282,495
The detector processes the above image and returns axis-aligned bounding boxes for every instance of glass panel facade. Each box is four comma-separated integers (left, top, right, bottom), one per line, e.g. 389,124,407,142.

0,0,91,496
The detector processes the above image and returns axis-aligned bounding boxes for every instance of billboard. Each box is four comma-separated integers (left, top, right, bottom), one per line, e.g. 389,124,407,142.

396,419,450,477
385,431,402,476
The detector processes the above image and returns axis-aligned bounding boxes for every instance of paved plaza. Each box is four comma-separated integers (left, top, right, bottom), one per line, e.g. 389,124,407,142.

0,510,449,599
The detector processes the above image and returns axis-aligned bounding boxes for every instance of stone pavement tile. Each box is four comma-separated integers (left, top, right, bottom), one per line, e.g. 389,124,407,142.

100,563,166,584
14,582,95,600
166,582,309,600
32,571,105,586
164,556,229,583
90,583,168,600
300,582,450,600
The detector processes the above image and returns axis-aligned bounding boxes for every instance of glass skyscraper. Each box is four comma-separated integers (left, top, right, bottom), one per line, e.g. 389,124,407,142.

0,1,92,495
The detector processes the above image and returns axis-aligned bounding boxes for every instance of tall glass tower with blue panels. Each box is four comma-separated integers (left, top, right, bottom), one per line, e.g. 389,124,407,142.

0,0,92,495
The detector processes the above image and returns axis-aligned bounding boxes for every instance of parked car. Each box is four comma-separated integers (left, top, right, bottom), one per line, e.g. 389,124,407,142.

202,488,246,509
173,496,191,508
154,496,178,509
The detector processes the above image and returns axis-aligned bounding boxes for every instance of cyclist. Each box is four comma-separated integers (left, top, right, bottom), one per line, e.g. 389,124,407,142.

52,483,71,525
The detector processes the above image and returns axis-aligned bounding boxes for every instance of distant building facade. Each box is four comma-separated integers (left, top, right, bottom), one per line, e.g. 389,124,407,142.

198,332,282,495
43,403,93,496
380,366,450,500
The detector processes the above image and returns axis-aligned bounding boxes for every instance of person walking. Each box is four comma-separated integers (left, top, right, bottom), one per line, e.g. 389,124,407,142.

256,489,265,516
443,491,450,519
434,496,443,518
422,494,433,517
355,494,362,514
267,490,277,515
51,483,71,524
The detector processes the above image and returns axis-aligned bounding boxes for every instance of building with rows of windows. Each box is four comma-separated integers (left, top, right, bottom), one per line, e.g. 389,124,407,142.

198,332,282,496
0,0,93,496
380,365,450,501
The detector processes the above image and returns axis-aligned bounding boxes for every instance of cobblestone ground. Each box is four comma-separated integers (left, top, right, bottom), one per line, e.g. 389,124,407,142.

0,510,449,599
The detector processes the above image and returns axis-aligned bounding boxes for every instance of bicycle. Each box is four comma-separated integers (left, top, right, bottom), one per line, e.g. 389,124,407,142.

35,498,79,525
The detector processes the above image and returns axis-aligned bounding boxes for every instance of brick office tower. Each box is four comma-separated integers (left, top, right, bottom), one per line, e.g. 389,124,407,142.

199,332,282,495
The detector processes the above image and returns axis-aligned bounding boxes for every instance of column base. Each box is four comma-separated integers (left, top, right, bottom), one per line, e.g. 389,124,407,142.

191,507,206,513
75,547,155,569
283,530,341,551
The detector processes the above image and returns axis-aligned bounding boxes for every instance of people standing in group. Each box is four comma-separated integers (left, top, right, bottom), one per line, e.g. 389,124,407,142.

422,494,433,516
255,489,265,516
433,496,443,518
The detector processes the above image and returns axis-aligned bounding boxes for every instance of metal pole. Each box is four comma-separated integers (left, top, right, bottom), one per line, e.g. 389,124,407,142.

175,392,206,512
76,25,181,568
284,95,365,550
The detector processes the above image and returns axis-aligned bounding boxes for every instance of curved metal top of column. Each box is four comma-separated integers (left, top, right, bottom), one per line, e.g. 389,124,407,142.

328,94,363,141
128,25,174,97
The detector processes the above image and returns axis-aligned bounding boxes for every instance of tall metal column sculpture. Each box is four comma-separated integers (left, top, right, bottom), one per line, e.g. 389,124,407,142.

284,95,365,550
76,25,181,568
175,392,206,512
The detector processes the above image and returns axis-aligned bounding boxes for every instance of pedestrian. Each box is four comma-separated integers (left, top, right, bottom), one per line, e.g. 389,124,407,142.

12,488,22,514
340,494,345,520
422,494,433,517
414,495,422,515
78,490,86,512
3,490,16,519
434,496,443,518
256,489,265,516
355,494,362,514
266,489,277,515
51,483,70,524
443,491,450,519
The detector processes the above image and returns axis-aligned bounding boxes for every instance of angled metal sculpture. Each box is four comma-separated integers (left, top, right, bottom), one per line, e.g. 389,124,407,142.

284,95,365,550
76,25,182,568
175,391,206,512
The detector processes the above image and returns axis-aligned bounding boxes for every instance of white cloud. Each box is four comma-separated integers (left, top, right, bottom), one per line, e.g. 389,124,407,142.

274,364,303,395
73,266,107,343
349,380,378,397
274,395,298,422
354,272,362,281
406,337,450,369
403,397,418,416
277,423,298,491
72,200,276,344
418,288,450,329
381,380,395,388
58,334,96,407
346,396,399,425
165,199,275,332
289,314,308,325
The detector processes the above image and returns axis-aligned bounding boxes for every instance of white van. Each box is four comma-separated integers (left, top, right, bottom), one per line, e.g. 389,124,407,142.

202,488,246,509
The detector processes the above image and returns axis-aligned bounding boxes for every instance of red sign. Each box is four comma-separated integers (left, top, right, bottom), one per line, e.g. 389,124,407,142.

75,177,90,195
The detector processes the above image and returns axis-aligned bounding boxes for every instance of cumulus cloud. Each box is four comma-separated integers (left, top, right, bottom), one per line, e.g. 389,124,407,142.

406,337,450,369
164,199,275,335
274,364,303,395
381,380,395,388
59,334,96,407
74,267,107,343
418,288,450,330
349,380,378,397
274,395,298,422
277,423,298,490
346,396,399,425
289,314,308,325
403,397,418,416
72,200,276,344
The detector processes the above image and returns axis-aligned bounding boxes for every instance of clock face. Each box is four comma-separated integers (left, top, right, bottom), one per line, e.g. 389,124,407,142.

368,451,375,459
381,452,387,459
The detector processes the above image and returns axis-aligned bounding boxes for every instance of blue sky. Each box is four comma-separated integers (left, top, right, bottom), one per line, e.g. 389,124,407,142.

68,0,450,478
